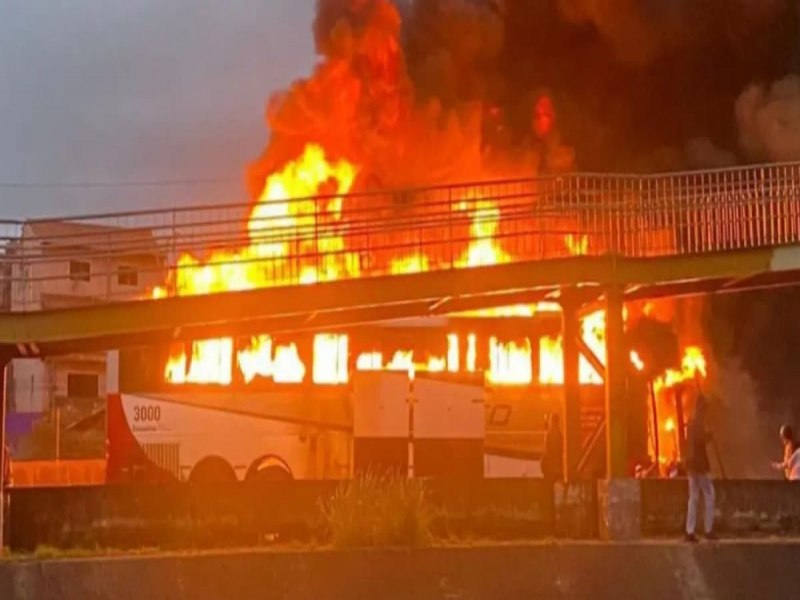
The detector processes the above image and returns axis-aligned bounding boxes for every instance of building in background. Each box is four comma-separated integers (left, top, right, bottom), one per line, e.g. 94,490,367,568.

4,220,164,415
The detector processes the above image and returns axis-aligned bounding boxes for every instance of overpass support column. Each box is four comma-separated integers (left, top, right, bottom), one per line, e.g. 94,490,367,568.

561,295,582,482
598,286,641,541
604,285,627,478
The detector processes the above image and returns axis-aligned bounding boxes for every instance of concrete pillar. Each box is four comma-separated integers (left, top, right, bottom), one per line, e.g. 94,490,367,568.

604,285,627,479
597,479,641,540
561,296,582,481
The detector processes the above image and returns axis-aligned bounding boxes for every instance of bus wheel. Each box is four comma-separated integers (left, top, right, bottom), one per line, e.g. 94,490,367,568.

245,456,293,483
189,456,237,484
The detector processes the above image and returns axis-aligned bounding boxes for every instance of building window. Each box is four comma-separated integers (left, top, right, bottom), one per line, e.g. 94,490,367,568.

67,373,99,399
68,260,91,282
117,265,139,287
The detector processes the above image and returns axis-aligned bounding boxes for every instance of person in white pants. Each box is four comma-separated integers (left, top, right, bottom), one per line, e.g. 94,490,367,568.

684,394,716,542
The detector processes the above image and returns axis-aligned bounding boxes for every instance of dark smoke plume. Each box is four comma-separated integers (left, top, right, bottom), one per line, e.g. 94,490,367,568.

557,0,788,67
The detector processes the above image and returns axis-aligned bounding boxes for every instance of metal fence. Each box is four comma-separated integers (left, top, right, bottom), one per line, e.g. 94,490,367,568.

2,163,799,312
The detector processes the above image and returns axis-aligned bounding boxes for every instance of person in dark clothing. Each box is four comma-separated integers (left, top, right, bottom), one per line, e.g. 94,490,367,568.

541,413,564,483
684,394,716,542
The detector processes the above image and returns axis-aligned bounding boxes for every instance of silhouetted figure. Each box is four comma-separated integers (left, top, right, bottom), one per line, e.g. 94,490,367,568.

684,395,716,542
541,413,564,484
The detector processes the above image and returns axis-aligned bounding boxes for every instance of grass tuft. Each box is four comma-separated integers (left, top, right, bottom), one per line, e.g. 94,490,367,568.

321,472,432,548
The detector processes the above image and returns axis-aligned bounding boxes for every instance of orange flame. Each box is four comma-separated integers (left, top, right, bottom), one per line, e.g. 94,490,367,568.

163,145,358,385
447,333,459,373
273,343,305,384
655,346,707,390
538,336,563,384
156,135,691,393
390,254,430,275
487,337,532,385
165,339,233,385
313,334,349,384
238,335,274,384
456,195,510,268
356,351,383,371
466,334,477,373
565,234,588,256
387,350,415,379
630,350,645,372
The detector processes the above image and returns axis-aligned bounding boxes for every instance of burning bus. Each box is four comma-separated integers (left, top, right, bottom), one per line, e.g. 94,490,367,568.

106,313,611,484
108,56,706,483
105,300,709,484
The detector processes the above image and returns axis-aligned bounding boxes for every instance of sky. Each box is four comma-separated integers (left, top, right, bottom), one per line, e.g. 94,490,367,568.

0,1,316,220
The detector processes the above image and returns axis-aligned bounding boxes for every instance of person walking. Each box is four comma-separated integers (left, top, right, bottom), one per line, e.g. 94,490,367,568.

772,425,800,481
684,394,716,542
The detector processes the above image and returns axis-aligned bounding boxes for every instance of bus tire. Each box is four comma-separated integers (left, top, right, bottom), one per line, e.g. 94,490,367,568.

245,455,293,483
188,456,237,484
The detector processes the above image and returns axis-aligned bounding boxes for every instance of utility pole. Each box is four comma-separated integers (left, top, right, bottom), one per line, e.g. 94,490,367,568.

55,405,61,462
0,357,10,551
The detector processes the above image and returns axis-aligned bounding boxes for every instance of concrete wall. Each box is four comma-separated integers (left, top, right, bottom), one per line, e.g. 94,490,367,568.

642,479,800,536
7,479,566,552
1,543,799,600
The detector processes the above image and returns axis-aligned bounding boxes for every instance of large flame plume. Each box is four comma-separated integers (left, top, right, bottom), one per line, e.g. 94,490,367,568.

154,0,706,393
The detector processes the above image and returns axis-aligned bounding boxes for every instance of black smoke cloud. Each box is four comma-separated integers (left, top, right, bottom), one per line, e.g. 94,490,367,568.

391,0,799,170
556,0,789,68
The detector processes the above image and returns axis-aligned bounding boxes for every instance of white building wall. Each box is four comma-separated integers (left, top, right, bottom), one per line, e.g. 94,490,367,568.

11,359,50,413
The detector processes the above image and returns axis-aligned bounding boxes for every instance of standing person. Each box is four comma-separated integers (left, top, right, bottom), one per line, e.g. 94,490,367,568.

772,425,800,481
684,394,716,542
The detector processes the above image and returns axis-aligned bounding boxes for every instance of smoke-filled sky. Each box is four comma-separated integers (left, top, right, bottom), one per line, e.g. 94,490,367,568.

3,0,800,220
0,1,315,219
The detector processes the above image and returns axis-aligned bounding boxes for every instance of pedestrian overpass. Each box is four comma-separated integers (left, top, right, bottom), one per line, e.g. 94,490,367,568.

1,162,799,476
1,162,798,356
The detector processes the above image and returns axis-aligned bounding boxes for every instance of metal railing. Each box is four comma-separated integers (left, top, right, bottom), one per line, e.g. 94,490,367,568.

1,162,799,312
